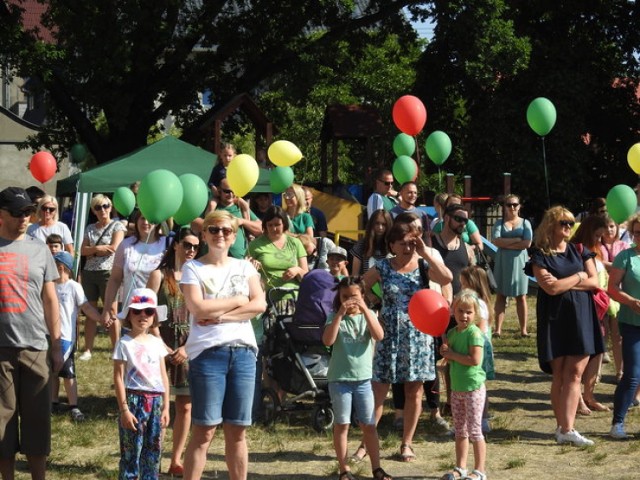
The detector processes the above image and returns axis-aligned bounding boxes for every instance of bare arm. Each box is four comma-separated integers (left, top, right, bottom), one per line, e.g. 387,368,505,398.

216,274,267,323
101,265,123,326
181,283,249,321
469,231,484,251
42,281,63,373
533,257,598,296
114,360,138,431
146,270,162,293
493,237,531,250
414,237,453,286
80,301,102,325
350,256,362,276
608,266,640,314
440,343,483,367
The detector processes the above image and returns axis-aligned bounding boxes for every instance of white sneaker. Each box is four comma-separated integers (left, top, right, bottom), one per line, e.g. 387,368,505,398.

610,422,629,439
78,351,92,361
554,426,561,441
556,429,594,446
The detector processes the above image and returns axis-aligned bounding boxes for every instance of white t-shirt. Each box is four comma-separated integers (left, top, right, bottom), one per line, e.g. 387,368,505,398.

112,334,167,393
55,279,87,342
27,221,73,245
113,236,166,307
181,257,259,360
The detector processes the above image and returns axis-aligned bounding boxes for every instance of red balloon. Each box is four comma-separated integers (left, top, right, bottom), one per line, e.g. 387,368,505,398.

392,95,427,136
29,151,57,183
408,289,450,336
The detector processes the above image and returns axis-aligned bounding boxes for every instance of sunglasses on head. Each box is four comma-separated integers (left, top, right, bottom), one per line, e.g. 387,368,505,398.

207,226,234,237
452,214,469,224
182,241,199,251
41,206,56,213
94,204,111,211
505,203,519,208
130,307,155,316
2,208,35,218
559,220,575,228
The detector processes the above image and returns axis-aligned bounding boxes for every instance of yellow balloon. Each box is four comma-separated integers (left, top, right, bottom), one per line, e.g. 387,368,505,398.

268,140,303,167
628,143,640,174
226,154,259,197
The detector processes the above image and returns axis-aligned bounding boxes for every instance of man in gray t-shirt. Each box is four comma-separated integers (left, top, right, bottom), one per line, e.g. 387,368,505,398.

0,187,62,479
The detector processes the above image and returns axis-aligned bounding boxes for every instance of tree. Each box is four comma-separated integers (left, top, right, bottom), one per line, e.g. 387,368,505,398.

0,0,425,165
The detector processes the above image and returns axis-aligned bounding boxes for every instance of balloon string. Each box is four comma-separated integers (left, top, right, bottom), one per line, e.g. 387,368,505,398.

541,137,550,208
122,227,156,307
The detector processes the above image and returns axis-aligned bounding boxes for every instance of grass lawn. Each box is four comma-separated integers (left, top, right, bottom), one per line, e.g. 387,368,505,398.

18,297,640,479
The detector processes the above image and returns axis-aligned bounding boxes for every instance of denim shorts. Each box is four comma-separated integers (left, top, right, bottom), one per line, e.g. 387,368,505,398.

328,380,375,425
189,345,257,426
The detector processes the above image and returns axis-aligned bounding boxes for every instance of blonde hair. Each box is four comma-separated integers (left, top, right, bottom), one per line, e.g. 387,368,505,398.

37,195,59,222
452,288,481,321
202,210,239,232
285,184,307,216
626,213,640,238
533,205,575,255
90,194,112,210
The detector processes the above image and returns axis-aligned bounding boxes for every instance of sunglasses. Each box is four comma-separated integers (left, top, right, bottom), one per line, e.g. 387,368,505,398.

2,208,35,218
559,220,575,228
220,189,234,195
94,204,111,211
41,206,56,213
505,203,519,208
207,226,234,237
182,241,199,251
130,307,156,316
452,215,469,224
283,192,295,199
378,179,393,186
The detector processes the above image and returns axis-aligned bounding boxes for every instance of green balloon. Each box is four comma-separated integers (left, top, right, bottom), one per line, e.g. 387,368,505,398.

372,282,382,299
392,155,417,184
137,169,184,224
425,131,452,166
606,184,637,224
70,144,87,164
526,97,557,136
113,186,136,217
270,166,294,194
174,174,209,225
392,133,416,157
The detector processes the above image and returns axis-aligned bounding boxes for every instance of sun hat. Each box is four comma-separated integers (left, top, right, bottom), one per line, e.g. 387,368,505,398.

53,251,74,272
117,287,167,322
327,246,348,260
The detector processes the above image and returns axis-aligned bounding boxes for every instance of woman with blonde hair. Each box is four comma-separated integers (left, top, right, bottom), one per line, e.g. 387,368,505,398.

525,206,604,446
27,195,74,255
283,184,314,238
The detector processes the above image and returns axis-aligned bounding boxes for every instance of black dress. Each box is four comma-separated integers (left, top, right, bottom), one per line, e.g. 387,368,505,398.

526,243,604,374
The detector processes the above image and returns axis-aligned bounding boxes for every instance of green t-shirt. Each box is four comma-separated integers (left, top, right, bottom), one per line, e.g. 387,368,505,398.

612,248,640,327
432,218,479,245
447,324,486,392
325,312,375,382
216,203,258,259
247,234,306,291
289,212,314,235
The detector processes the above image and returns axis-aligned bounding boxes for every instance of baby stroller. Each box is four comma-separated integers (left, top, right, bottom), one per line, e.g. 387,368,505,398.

260,271,338,432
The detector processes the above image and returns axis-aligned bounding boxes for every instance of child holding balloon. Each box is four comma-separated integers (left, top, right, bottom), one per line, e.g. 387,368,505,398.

439,289,487,480
322,276,393,480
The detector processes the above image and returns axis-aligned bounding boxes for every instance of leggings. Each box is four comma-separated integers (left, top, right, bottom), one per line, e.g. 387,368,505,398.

451,385,486,442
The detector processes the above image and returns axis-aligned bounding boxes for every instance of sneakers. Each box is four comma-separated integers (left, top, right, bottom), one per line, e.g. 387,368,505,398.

602,352,612,364
70,408,85,422
433,416,450,430
78,351,92,361
556,429,594,446
610,422,629,439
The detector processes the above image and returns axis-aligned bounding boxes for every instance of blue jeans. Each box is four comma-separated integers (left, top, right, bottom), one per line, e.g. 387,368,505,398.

328,380,375,425
189,345,256,426
613,322,640,424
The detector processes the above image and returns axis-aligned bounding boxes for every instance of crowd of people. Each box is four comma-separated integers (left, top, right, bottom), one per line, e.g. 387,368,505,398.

2,155,640,480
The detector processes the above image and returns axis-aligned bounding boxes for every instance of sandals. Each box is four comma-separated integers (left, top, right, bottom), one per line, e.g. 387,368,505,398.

399,443,416,462
349,444,367,463
440,467,467,480
466,470,487,480
339,472,357,480
372,467,393,480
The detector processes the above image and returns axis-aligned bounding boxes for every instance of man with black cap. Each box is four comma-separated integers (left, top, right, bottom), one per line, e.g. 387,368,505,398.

0,187,62,480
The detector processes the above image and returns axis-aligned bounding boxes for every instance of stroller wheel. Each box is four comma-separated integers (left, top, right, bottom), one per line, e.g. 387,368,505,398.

312,404,334,433
260,388,280,426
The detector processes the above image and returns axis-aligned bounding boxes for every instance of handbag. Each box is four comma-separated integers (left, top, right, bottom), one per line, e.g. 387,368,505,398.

574,243,610,320
476,249,497,293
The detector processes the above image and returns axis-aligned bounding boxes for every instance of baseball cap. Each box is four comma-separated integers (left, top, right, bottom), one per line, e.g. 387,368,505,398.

53,251,74,272
0,187,36,216
118,287,167,322
327,246,348,260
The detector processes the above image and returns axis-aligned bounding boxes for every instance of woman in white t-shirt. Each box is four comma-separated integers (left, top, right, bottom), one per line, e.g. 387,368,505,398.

180,210,266,480
27,195,74,255
101,211,166,347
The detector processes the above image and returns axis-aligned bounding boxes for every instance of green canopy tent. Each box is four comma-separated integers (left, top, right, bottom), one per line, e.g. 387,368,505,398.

55,136,271,272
